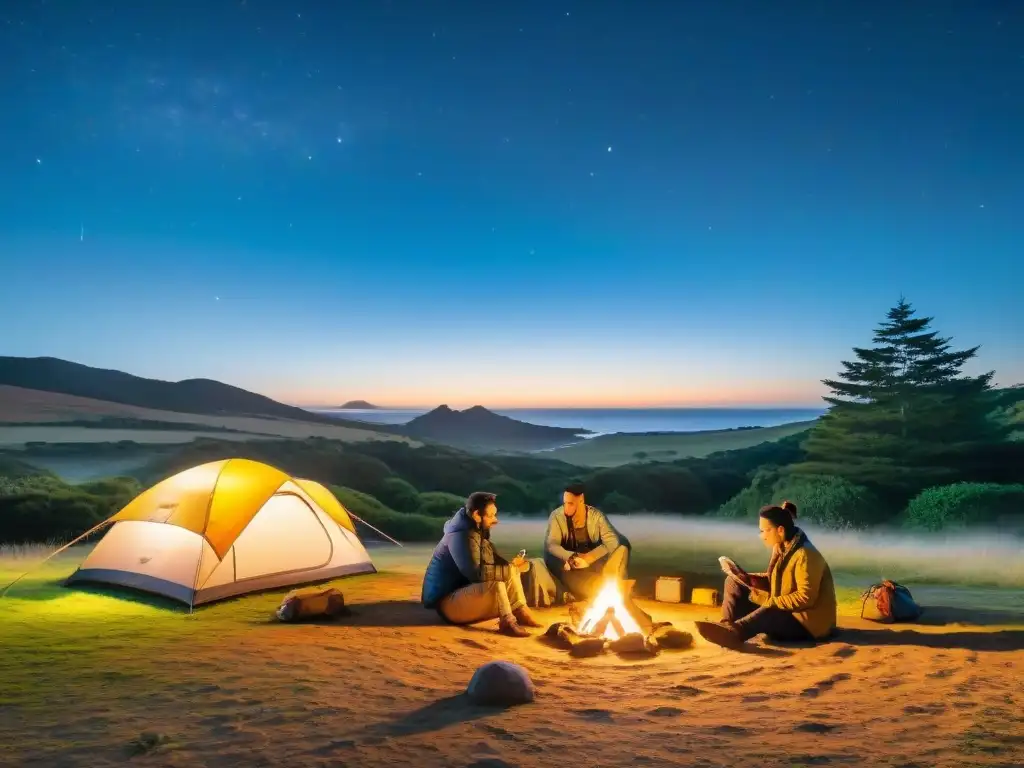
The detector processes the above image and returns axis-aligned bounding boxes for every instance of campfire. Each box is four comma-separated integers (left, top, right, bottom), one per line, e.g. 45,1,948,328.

545,578,694,658
576,579,645,641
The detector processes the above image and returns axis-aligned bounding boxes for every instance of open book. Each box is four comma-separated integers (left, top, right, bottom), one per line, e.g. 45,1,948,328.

718,556,748,580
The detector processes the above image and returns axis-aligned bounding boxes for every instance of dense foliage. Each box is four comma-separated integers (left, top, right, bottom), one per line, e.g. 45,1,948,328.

903,482,1024,531
790,298,1011,502
0,298,1021,545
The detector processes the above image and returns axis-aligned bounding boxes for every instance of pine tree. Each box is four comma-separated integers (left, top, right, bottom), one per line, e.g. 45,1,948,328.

791,297,1007,498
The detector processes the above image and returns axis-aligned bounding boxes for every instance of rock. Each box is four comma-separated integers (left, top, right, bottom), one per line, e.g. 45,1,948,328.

651,626,694,649
569,637,607,658
466,661,535,706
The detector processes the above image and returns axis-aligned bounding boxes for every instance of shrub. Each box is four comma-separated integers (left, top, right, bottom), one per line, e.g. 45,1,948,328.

375,476,420,513
330,486,444,541
717,472,885,530
716,467,781,519
904,482,1024,531
76,476,143,510
0,490,113,543
416,491,466,518
479,474,544,515
600,491,641,515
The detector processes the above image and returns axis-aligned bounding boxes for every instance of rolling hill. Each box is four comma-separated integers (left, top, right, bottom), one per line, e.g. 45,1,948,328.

0,356,357,426
0,357,589,453
401,404,590,452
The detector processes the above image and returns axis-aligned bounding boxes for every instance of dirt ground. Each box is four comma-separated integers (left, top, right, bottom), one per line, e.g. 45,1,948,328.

1,551,1022,768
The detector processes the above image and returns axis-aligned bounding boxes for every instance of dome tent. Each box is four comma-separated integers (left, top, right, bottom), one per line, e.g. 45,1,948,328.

61,458,376,607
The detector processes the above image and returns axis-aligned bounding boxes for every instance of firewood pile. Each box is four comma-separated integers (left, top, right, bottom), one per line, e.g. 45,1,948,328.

544,601,694,658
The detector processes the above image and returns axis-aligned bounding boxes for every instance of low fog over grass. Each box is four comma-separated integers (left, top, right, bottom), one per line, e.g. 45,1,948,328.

493,515,1024,590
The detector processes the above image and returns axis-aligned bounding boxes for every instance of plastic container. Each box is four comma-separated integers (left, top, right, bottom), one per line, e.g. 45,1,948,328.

689,587,721,606
655,576,684,603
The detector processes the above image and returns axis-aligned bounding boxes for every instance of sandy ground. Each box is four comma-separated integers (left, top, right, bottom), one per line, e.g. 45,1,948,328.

0,385,414,444
2,550,1022,768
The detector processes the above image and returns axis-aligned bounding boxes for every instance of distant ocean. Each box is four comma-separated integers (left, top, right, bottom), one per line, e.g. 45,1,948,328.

313,407,826,437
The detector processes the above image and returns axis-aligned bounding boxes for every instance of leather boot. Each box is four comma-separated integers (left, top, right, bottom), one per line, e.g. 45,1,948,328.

513,606,543,628
498,615,530,637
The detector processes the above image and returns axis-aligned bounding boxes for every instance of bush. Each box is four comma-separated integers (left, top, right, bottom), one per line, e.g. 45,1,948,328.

717,472,885,530
479,474,545,515
716,467,781,519
375,476,421,513
600,491,641,515
416,491,466,518
330,486,444,541
0,490,114,543
904,482,1024,531
76,476,142,510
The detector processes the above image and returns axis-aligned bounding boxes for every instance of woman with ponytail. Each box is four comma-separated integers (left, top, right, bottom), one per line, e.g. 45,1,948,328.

696,501,837,650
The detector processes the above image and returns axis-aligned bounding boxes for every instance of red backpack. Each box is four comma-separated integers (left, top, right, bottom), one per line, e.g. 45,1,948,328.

860,580,923,623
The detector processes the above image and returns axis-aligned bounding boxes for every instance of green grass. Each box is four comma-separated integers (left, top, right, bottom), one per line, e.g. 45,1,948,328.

546,420,816,467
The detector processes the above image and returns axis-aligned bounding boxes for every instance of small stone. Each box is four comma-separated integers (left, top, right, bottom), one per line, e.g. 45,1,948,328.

466,661,535,706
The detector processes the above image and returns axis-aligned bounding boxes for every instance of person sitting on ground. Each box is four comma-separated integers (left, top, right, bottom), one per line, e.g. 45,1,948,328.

543,482,631,603
695,501,837,650
421,491,542,638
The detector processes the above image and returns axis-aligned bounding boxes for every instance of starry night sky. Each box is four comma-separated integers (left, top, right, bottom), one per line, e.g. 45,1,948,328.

1,2,1021,408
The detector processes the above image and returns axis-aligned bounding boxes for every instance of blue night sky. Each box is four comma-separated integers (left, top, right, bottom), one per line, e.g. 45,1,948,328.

1,2,1021,408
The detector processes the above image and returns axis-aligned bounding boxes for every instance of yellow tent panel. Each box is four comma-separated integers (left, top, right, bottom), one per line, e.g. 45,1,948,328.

294,477,356,534
111,458,292,559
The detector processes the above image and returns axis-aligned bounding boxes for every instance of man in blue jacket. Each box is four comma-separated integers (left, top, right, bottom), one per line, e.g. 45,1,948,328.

544,482,631,602
421,491,543,637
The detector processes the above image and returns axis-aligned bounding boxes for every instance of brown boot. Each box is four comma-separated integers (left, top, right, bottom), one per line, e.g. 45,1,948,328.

694,620,745,650
513,606,543,628
498,615,530,638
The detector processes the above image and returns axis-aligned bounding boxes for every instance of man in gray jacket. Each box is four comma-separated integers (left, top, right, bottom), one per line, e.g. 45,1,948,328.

421,491,542,637
543,482,631,602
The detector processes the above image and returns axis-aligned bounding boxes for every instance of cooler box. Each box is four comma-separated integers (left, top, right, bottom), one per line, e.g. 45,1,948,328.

655,576,684,603
690,587,720,606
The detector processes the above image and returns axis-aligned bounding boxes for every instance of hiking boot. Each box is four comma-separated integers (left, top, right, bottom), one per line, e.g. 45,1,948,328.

498,615,531,638
513,606,543,628
695,620,746,650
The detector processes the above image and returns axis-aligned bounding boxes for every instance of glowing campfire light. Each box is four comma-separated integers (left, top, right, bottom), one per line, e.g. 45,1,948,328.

577,579,644,641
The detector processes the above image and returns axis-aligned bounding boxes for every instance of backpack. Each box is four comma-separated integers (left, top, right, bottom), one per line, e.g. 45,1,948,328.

859,580,923,623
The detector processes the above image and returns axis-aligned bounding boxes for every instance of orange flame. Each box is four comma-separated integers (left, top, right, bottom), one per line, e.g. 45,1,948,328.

577,579,643,641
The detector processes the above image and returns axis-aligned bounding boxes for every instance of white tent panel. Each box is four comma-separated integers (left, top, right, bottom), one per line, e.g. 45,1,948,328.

234,492,332,578
68,520,206,603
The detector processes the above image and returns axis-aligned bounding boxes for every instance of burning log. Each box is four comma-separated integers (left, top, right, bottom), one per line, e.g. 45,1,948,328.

546,579,695,659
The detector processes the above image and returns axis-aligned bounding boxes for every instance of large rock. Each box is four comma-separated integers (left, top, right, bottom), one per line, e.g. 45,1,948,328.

466,661,535,706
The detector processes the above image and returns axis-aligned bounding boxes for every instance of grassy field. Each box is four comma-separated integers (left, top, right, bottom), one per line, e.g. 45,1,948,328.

0,384,415,444
546,420,816,466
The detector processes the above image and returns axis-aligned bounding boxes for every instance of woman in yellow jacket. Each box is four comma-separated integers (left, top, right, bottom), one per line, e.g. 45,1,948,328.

696,502,837,649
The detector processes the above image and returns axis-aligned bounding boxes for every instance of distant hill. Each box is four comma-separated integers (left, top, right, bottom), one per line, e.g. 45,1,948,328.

0,356,359,427
399,404,590,452
338,400,379,409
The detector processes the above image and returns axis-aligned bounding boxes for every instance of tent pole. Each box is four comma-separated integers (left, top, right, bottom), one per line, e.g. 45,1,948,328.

0,520,112,598
346,512,403,547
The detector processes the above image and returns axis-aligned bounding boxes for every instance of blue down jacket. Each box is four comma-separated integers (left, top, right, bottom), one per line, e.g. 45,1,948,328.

420,507,512,609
